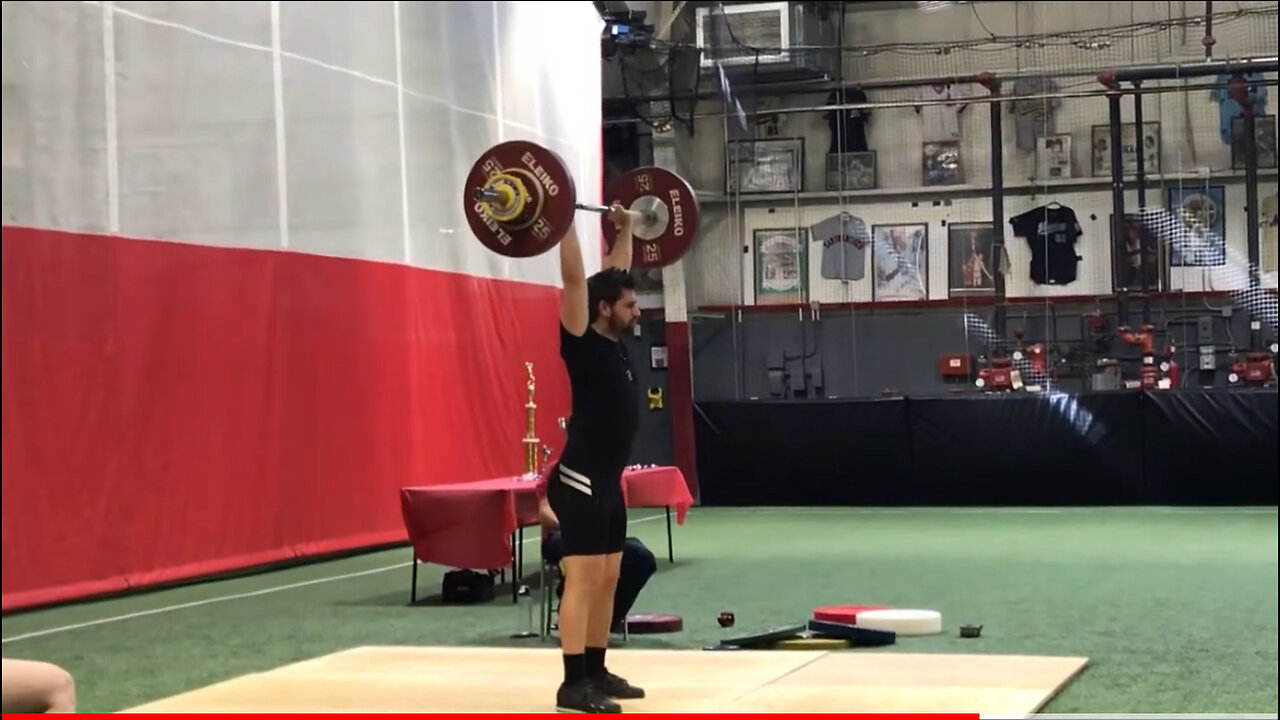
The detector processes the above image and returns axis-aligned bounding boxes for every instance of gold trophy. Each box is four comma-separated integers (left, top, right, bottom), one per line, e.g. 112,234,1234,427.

523,362,539,477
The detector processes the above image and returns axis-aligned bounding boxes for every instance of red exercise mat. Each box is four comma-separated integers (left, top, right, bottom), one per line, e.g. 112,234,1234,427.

812,604,892,625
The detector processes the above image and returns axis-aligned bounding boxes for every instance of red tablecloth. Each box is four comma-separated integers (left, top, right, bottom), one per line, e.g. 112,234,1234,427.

399,466,693,571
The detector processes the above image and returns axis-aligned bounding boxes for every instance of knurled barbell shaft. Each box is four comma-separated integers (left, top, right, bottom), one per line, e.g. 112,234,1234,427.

475,187,654,225
575,202,656,226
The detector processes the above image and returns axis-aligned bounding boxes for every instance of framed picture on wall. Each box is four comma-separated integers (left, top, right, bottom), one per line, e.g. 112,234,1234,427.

825,151,877,190
1231,115,1278,170
1091,121,1161,177
1109,213,1165,293
1035,134,1073,180
1165,184,1226,267
946,222,997,297
753,228,809,305
726,138,804,194
922,141,964,186
871,224,928,301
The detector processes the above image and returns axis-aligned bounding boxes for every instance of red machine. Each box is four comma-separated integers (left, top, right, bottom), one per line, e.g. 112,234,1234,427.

1085,309,1107,335
1010,329,1054,385
1024,343,1047,374
976,357,1015,392
1118,323,1165,389
1117,324,1156,355
1137,356,1162,389
1228,352,1275,387
1160,344,1181,389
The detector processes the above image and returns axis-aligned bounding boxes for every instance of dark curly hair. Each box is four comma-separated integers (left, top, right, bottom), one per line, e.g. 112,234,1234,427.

586,267,636,321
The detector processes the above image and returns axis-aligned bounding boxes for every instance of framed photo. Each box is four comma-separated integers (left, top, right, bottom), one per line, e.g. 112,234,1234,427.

922,141,964,186
1231,115,1278,170
825,151,877,190
649,344,669,370
753,228,808,305
871,224,928,301
726,137,804,194
947,222,997,297
1091,121,1161,177
1110,213,1164,293
1165,185,1226,267
1036,134,1072,180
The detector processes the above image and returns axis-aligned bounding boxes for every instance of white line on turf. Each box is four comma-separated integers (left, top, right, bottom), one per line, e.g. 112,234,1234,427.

2,513,670,644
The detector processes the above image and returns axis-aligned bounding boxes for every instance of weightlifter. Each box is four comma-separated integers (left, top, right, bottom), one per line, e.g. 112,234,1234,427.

548,204,643,714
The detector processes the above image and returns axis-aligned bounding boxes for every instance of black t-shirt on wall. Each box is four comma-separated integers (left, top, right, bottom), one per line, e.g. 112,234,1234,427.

559,322,639,476
1008,204,1083,285
826,88,870,154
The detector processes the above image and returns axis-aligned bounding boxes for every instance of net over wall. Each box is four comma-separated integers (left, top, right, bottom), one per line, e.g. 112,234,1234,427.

651,2,1278,402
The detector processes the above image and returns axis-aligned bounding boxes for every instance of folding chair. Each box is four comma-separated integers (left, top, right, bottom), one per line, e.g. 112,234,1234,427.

539,559,628,640
540,557,561,638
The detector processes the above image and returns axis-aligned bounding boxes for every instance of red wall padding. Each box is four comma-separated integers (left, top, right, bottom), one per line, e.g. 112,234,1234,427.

664,321,699,500
1,226,570,611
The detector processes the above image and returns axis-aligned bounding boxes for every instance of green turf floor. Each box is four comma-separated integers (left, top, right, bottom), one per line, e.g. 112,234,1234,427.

2,506,1276,714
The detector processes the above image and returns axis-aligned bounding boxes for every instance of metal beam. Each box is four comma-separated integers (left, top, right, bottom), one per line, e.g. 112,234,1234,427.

1099,57,1278,87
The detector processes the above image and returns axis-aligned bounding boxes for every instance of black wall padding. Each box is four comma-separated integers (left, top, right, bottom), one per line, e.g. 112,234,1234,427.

693,390,1278,507
693,398,912,506
1141,391,1280,505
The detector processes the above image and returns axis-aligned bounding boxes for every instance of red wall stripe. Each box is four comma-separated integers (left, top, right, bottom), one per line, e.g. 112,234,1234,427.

1,225,570,611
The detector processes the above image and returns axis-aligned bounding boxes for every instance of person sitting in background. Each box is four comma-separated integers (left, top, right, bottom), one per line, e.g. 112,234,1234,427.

2,658,77,713
535,469,657,634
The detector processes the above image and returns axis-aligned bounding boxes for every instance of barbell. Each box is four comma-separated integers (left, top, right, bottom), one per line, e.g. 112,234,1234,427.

463,140,701,269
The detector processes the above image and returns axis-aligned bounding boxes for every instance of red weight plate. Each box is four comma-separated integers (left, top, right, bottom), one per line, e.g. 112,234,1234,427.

601,167,701,269
463,141,577,259
625,612,684,634
812,604,892,625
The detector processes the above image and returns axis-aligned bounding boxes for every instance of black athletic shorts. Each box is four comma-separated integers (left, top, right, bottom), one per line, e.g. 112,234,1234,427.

545,459,627,557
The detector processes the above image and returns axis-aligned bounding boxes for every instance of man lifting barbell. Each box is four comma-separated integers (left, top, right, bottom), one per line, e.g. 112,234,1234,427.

540,207,642,715
464,141,702,713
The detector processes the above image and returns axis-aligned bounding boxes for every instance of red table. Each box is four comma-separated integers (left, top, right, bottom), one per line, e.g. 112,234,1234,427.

399,465,694,603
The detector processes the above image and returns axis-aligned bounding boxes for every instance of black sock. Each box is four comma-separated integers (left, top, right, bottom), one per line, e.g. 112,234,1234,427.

563,653,585,685
585,646,606,676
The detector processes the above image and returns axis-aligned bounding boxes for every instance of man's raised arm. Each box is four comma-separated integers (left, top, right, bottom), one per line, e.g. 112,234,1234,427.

559,224,589,336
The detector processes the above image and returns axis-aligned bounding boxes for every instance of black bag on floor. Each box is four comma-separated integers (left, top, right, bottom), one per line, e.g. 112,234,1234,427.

441,569,495,604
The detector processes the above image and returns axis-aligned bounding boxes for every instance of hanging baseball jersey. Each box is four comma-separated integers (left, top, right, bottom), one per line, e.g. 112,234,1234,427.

826,87,870,154
1210,73,1269,145
1010,76,1061,152
810,212,870,281
917,83,968,142
1008,204,1084,285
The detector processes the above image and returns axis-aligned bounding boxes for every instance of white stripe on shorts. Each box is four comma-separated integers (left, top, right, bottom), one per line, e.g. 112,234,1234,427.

559,465,593,496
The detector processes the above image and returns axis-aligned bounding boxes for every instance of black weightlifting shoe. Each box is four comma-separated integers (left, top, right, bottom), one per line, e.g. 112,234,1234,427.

555,678,621,713
594,669,646,699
